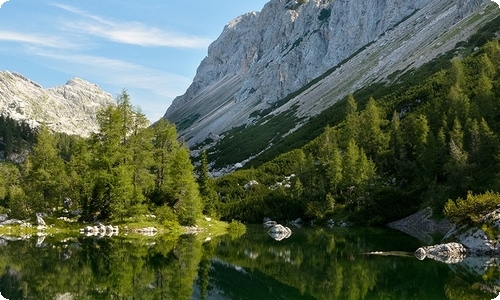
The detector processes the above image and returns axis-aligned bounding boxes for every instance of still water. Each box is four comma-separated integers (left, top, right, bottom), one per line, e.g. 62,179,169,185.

0,225,497,300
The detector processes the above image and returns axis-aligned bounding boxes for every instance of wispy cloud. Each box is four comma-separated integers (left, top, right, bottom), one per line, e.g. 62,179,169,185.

0,30,79,49
34,50,191,98
0,0,9,9
53,3,211,48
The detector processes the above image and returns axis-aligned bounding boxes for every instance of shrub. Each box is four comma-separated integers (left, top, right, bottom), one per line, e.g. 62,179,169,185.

227,220,246,239
443,191,500,224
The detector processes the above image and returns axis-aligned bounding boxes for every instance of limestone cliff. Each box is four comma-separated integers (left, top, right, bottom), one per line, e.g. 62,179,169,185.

164,0,499,145
0,71,115,136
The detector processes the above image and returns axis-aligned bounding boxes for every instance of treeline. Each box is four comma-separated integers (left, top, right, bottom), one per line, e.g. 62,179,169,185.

0,115,36,159
215,39,500,224
0,91,213,226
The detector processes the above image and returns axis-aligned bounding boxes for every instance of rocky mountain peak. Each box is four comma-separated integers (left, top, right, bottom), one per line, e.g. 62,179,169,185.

0,71,115,137
164,0,497,146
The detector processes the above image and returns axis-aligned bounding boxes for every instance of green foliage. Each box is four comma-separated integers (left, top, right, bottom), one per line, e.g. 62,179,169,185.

216,38,500,224
197,149,219,217
0,91,202,226
22,124,68,213
443,191,500,224
226,219,247,239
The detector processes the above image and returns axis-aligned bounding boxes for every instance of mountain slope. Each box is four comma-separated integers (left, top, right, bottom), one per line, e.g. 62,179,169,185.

0,71,115,137
164,0,499,149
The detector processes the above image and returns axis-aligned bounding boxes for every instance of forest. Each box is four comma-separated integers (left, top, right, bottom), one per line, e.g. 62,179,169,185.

0,92,213,226
3,40,500,227
213,39,500,225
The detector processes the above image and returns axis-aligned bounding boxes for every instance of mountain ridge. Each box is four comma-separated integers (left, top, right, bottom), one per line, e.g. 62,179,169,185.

0,71,115,137
164,0,499,148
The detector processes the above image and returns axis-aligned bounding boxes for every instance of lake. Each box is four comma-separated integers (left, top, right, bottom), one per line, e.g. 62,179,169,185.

0,225,497,299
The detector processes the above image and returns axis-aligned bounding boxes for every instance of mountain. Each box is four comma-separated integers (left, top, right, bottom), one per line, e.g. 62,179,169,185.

164,0,499,149
0,71,115,137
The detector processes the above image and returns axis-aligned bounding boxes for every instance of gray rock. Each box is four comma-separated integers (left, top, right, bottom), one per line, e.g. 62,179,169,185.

415,242,467,263
268,224,292,241
1,219,23,225
388,207,453,243
0,214,8,222
36,213,46,226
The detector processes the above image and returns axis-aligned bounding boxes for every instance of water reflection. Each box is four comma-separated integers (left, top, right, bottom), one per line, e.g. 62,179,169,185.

0,227,497,299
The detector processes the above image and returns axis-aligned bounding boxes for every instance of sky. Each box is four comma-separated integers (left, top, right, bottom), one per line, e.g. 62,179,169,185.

0,0,269,122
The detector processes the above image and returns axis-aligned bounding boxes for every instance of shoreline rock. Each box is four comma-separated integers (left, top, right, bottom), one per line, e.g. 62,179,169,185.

388,207,452,243
413,208,500,264
414,242,467,263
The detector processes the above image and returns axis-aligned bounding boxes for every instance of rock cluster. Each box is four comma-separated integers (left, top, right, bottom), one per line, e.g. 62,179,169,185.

413,208,500,264
80,224,119,237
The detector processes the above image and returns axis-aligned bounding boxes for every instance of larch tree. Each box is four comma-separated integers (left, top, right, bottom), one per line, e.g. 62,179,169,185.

197,149,218,217
22,124,68,213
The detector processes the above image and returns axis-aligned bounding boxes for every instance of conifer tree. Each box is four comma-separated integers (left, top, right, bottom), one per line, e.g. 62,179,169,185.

359,97,389,161
197,149,218,217
342,95,360,147
22,124,68,212
150,119,179,206
171,146,202,225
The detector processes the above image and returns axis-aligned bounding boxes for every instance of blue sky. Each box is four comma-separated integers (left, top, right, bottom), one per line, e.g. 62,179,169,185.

0,0,268,121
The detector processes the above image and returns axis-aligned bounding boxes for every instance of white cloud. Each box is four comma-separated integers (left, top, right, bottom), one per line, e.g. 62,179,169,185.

0,0,8,9
53,3,211,48
493,292,500,300
493,1,500,7
0,30,80,49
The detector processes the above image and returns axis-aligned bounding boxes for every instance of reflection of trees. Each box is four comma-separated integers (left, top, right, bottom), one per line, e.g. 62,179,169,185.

213,227,488,300
0,235,203,300
214,227,381,299
0,228,497,299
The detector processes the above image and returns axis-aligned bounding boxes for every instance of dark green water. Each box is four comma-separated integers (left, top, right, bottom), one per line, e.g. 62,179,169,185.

0,226,497,299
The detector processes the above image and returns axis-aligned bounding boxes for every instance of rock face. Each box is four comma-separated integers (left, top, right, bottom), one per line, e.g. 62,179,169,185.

0,71,115,137
164,0,498,146
388,207,452,243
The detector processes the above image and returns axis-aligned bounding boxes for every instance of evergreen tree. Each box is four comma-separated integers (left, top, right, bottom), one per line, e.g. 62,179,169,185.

171,146,202,226
150,119,179,206
359,97,389,161
22,124,68,213
342,95,360,147
197,149,218,217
